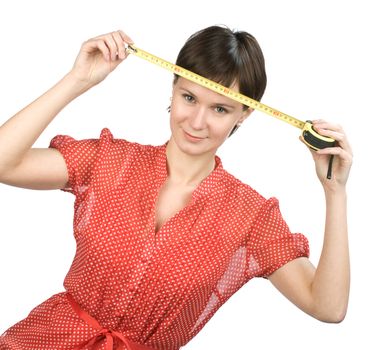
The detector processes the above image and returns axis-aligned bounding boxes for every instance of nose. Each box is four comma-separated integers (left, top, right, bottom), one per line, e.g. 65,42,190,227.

190,106,207,130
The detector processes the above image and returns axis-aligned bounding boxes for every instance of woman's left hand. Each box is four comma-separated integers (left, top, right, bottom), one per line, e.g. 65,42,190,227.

300,119,353,192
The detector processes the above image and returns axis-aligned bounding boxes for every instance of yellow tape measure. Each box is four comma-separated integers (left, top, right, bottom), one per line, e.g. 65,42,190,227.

126,45,335,152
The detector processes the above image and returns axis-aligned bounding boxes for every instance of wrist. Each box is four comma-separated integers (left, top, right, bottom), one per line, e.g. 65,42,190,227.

323,185,347,200
64,71,94,95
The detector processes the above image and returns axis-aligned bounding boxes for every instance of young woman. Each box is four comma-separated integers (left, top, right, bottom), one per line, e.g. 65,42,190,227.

0,26,352,350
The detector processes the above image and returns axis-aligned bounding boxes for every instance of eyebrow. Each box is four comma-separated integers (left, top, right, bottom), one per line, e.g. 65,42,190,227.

179,87,236,109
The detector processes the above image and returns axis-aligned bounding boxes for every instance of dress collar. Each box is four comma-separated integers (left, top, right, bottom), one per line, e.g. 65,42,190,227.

155,141,225,202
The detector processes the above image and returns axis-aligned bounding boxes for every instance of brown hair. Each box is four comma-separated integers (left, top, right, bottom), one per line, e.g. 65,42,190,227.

174,25,267,107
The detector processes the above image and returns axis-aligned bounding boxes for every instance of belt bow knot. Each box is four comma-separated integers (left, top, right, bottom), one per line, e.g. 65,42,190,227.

67,293,143,350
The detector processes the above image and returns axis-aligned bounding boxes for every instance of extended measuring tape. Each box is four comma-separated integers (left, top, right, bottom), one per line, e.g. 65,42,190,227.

126,45,335,152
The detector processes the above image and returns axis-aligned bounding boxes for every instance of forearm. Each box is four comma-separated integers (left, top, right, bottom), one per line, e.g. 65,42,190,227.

311,188,350,322
0,73,88,172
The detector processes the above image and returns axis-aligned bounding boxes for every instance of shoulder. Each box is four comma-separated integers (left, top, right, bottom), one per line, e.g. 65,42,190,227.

212,168,285,235
96,128,164,158
219,168,276,212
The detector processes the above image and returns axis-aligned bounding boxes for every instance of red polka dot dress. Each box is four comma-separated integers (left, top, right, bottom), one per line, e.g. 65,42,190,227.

0,128,309,350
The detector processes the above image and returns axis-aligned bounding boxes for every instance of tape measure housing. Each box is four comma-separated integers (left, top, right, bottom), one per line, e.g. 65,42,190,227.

302,121,336,150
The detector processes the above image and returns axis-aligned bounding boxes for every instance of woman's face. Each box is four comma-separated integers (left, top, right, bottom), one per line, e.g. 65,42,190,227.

170,77,252,157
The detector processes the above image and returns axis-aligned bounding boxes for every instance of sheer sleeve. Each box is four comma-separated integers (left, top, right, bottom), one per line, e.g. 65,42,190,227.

246,197,310,279
48,130,107,196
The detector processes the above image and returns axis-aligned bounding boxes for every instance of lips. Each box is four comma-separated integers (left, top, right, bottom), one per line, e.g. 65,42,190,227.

184,130,205,140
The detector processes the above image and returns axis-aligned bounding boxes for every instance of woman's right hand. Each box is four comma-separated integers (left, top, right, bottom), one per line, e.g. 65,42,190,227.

69,30,133,88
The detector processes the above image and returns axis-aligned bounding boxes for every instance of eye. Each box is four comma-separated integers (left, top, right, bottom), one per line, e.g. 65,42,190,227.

183,94,195,103
215,106,228,114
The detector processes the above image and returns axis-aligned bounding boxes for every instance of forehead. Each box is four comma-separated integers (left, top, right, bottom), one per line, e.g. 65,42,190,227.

174,77,241,105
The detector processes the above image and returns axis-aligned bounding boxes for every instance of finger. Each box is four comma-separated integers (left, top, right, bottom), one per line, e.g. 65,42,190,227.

316,146,353,163
83,39,111,61
311,118,326,124
97,40,111,62
118,30,134,59
312,124,353,155
102,34,118,61
111,31,127,59
314,127,344,142
312,120,343,132
118,30,134,45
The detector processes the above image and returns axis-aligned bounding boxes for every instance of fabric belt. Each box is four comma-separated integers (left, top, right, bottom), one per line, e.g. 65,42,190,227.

67,293,156,350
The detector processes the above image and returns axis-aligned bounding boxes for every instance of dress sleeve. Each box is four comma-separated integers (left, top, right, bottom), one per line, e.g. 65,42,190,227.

48,130,107,196
246,197,310,279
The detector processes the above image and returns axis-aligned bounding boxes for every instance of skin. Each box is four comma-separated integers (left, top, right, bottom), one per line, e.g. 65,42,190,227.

0,30,352,324
166,78,252,184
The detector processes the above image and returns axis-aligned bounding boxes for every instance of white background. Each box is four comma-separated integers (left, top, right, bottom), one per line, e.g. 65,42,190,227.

0,0,375,348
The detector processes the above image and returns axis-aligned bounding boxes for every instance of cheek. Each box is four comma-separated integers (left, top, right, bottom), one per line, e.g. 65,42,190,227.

170,102,188,125
211,116,234,136
169,107,183,135
216,124,232,140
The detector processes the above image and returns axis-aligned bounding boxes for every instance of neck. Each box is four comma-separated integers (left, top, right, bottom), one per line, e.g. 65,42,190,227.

165,137,216,187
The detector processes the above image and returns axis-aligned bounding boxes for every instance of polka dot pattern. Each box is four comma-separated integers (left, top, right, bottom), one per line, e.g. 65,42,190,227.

0,128,309,350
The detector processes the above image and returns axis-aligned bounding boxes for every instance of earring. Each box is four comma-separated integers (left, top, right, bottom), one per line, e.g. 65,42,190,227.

228,123,241,137
167,97,172,112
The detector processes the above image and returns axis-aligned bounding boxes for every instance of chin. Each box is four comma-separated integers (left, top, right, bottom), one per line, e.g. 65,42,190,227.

178,140,210,156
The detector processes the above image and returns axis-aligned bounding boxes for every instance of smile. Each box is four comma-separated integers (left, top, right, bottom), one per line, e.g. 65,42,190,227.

183,130,206,142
